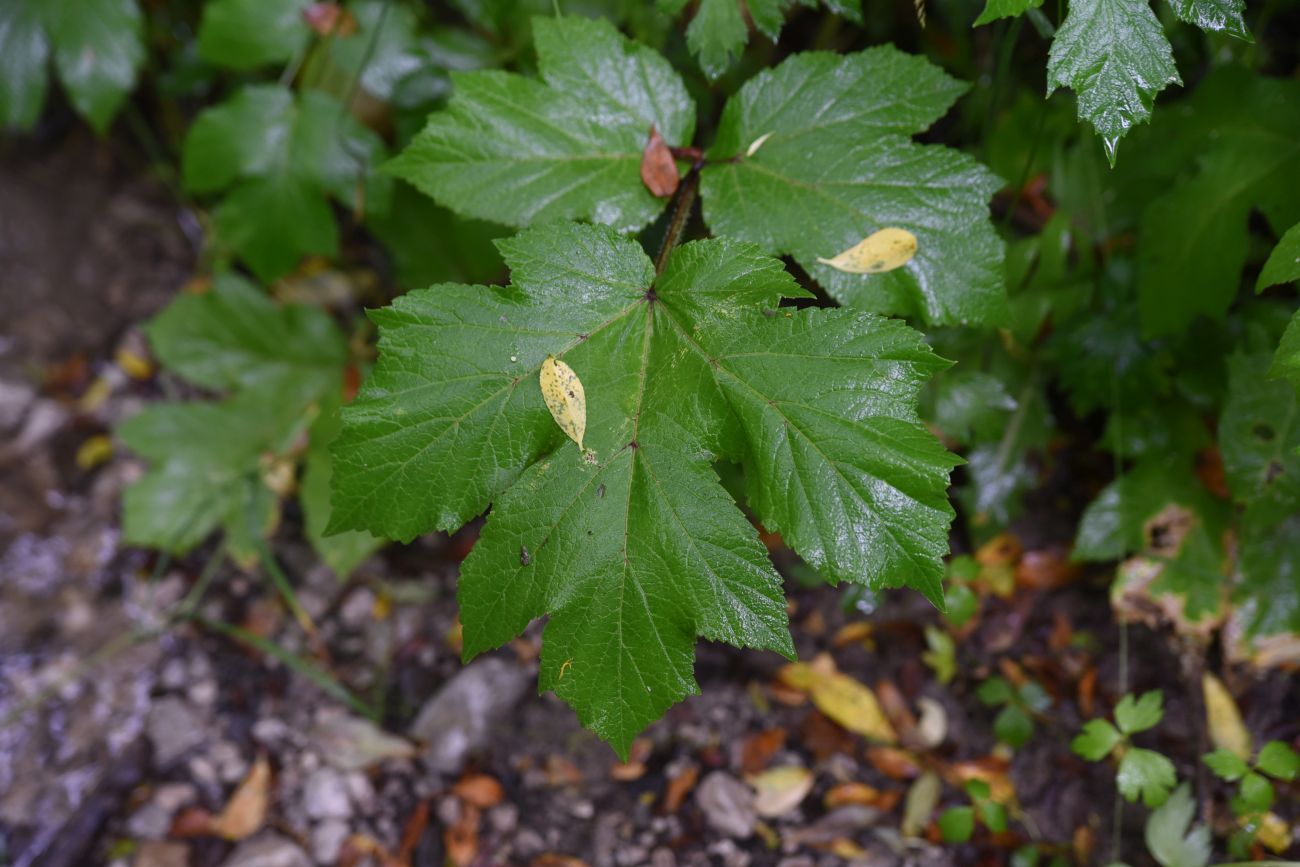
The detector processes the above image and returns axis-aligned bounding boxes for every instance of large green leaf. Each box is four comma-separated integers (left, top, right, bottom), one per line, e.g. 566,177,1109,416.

120,384,314,557
1220,351,1300,525
701,48,1006,326
181,85,388,280
197,0,310,70
659,0,864,79
1258,222,1300,292
124,275,351,560
37,0,145,133
1138,70,1300,336
388,16,694,232
146,274,347,395
974,0,1044,24
0,2,48,130
330,221,956,752
1145,783,1211,867
1164,0,1248,39
1046,0,1179,163
1268,310,1300,392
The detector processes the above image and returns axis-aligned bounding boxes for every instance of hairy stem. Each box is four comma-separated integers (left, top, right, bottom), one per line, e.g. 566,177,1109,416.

655,165,701,276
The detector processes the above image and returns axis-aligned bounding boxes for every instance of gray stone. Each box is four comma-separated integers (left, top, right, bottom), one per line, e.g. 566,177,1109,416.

302,767,351,820
147,698,205,767
310,819,350,864
0,378,36,432
408,657,530,772
695,772,756,839
220,833,311,867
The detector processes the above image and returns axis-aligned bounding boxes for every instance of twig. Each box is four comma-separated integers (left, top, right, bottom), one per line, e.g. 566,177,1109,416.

654,165,701,276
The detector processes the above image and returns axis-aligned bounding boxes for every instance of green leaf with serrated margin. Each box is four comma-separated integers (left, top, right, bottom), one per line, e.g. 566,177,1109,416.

1258,223,1300,292
1116,690,1164,735
331,221,956,752
0,1,48,130
388,16,694,232
1072,719,1122,760
120,384,314,557
701,48,1006,326
182,85,387,280
1046,0,1180,163
975,0,1044,25
1203,748,1250,781
197,0,310,70
1164,0,1249,40
659,0,862,79
1118,747,1177,806
1256,741,1299,781
146,273,347,396
303,395,382,578
37,0,144,133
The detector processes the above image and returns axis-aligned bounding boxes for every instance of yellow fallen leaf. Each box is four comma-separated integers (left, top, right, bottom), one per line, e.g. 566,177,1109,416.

1203,673,1252,759
748,766,813,817
816,228,918,274
540,355,586,450
211,755,270,840
114,347,154,380
75,434,114,470
746,131,774,157
1252,811,1293,853
777,655,897,743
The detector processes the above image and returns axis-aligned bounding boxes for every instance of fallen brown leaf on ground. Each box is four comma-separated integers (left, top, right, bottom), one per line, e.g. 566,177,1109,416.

738,728,786,774
662,761,699,813
209,754,270,840
453,773,505,809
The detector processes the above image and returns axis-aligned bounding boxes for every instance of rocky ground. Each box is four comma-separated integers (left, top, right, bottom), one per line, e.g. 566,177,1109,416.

2,133,1297,867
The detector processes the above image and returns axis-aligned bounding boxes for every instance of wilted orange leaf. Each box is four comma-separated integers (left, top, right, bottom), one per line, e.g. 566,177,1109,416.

976,533,1022,567
824,782,901,811
865,747,921,780
640,126,679,197
453,773,505,809
662,762,699,813
445,803,480,867
739,728,786,775
211,755,271,840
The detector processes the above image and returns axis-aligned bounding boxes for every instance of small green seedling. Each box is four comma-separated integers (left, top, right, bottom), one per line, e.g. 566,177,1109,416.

938,779,1008,843
1071,690,1176,807
978,675,1051,748
1203,739,1298,856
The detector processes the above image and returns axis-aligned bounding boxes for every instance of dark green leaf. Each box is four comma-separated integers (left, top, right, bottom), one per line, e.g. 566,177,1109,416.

1045,0,1179,162
1258,223,1300,292
1236,514,1300,638
1267,310,1300,392
994,704,1034,747
979,799,1008,833
303,397,382,578
1138,71,1300,335
388,16,694,232
0,1,49,130
331,221,956,751
1164,0,1248,39
1117,747,1177,806
939,806,975,843
197,0,310,69
1072,719,1122,761
977,676,1013,706
38,0,144,133
701,47,1006,326
182,85,387,280
365,181,506,290
146,273,347,396
975,0,1044,25
1220,352,1300,525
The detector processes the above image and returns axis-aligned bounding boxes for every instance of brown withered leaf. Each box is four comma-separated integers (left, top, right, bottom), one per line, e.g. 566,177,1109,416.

532,856,591,867
824,782,902,811
739,728,786,775
1015,547,1081,589
610,738,653,781
453,773,505,809
445,803,480,867
640,125,679,197
864,747,922,781
663,762,700,813
210,755,271,840
302,3,358,36
976,533,1022,567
